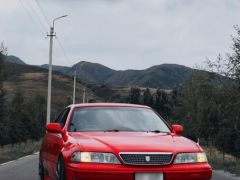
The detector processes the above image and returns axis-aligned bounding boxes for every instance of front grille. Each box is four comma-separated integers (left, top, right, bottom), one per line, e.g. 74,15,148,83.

119,152,173,165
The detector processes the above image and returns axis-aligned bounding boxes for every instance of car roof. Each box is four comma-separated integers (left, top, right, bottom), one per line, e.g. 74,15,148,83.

67,103,151,109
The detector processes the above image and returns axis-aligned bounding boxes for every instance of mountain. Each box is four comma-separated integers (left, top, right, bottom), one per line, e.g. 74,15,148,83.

66,62,193,88
105,64,192,88
4,55,26,65
68,61,115,83
40,64,70,74
5,54,196,88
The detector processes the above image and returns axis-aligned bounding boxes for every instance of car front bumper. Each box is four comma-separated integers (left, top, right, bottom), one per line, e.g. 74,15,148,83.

65,162,212,180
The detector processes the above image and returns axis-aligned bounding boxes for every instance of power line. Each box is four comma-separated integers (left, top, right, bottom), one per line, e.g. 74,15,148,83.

31,0,72,66
25,0,48,32
56,37,72,65
34,0,50,26
18,0,45,34
21,0,72,66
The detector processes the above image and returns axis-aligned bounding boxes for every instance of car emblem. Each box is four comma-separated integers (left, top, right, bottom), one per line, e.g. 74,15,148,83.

145,156,150,162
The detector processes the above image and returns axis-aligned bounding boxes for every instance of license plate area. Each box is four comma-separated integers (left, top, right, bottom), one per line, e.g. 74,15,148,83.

135,173,163,180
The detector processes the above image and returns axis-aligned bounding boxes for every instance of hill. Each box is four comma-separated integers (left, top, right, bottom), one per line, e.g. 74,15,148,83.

68,61,115,83
66,62,193,88
105,64,192,88
4,54,196,88
40,64,70,74
2,63,116,117
4,55,26,65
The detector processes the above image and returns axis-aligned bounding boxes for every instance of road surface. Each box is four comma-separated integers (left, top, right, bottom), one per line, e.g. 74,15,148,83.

0,154,239,180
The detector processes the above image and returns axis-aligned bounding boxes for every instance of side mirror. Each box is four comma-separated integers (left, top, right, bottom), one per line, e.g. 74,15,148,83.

46,123,63,134
172,124,183,135
46,123,68,141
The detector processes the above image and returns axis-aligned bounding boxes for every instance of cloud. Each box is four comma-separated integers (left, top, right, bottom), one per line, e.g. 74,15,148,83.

0,0,239,70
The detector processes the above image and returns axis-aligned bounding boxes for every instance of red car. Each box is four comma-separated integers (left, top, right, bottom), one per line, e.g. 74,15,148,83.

39,103,212,180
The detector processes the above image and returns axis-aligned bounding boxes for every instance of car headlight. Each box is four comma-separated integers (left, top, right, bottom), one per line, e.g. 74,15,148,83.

70,151,121,164
174,152,208,164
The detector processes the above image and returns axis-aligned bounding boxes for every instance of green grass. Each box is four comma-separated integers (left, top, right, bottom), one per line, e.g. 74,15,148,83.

0,140,41,164
204,146,240,176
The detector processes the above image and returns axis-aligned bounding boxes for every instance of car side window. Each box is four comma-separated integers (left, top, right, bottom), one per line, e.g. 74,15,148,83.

55,108,70,128
55,111,64,123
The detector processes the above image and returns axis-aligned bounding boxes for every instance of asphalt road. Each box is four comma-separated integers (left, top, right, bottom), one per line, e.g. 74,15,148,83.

0,154,239,180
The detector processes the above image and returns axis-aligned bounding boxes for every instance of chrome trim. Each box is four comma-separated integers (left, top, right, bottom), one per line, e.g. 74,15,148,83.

119,152,172,154
118,152,174,166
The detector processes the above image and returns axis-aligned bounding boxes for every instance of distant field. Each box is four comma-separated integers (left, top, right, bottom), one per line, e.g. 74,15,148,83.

2,63,109,116
3,72,103,104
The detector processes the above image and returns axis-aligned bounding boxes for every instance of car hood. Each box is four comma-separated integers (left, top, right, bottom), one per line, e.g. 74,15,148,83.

68,132,200,154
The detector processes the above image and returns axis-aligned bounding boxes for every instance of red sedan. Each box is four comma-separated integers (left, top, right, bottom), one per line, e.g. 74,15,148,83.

39,103,212,180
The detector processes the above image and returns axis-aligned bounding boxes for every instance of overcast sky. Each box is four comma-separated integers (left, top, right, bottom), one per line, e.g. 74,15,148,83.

0,0,240,70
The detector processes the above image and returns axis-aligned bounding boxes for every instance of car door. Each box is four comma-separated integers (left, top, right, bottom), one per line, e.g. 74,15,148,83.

47,108,70,178
41,109,64,176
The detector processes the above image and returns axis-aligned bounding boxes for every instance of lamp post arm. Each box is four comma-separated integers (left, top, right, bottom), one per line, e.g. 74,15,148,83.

53,15,68,28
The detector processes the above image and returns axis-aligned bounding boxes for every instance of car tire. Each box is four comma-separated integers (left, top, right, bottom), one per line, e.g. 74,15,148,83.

56,156,66,180
39,155,44,180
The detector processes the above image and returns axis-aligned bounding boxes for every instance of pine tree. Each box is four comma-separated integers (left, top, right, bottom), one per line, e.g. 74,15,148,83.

128,87,141,104
143,88,153,107
154,89,170,119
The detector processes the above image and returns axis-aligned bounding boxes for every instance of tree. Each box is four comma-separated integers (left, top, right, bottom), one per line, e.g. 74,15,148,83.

234,130,240,162
9,87,27,145
206,25,240,83
0,43,7,95
172,71,223,143
228,25,240,82
154,89,170,119
205,25,240,158
25,94,46,141
0,48,9,147
88,99,96,103
143,88,153,107
128,87,141,104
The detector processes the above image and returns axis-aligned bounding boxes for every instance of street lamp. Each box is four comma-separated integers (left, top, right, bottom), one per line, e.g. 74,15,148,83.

53,15,68,27
46,15,68,124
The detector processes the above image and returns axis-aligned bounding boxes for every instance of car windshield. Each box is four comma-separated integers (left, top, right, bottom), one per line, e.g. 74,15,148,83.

68,107,171,133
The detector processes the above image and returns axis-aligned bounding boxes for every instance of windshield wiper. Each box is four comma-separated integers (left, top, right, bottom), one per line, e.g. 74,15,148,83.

104,129,120,132
147,130,169,133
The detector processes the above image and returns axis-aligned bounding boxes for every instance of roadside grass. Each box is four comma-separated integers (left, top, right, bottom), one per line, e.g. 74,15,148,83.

204,146,240,176
0,140,41,164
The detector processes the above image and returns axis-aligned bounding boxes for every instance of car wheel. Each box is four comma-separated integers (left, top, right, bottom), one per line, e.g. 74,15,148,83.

39,156,44,180
56,156,66,180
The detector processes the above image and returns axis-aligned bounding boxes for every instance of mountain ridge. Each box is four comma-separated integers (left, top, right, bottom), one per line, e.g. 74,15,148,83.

4,55,26,65
3,55,195,88
40,64,70,74
66,61,193,88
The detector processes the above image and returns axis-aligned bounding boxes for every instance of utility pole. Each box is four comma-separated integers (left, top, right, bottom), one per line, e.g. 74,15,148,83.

73,70,76,104
46,27,54,124
46,15,68,124
83,87,86,103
